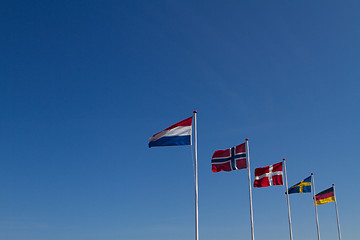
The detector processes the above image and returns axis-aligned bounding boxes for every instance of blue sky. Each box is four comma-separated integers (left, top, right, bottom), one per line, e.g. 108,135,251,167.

1,1,359,239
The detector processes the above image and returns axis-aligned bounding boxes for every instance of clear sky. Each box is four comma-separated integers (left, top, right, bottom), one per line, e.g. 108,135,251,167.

1,1,359,240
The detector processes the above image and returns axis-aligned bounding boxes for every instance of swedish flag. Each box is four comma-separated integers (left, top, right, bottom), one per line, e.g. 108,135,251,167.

287,176,311,194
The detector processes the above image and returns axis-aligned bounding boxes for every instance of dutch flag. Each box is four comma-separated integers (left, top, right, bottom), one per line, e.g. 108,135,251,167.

149,116,193,148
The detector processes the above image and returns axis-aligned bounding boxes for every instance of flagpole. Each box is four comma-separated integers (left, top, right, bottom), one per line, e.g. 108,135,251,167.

283,159,293,240
332,184,342,240
193,111,199,240
245,138,255,240
311,173,321,240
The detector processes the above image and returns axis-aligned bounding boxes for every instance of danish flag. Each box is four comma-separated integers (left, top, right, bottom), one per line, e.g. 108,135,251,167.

211,143,247,173
254,162,283,187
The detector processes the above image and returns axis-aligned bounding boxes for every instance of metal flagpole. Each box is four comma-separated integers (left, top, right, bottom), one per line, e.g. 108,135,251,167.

311,173,321,240
283,159,293,240
245,138,255,240
193,111,199,240
332,184,342,240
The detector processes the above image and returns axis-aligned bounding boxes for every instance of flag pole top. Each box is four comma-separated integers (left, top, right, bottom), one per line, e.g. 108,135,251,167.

333,184,335,186
246,138,249,141
283,158,286,161
311,173,314,175
193,110,197,113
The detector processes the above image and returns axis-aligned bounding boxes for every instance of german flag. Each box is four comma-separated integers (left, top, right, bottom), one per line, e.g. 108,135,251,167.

315,187,335,205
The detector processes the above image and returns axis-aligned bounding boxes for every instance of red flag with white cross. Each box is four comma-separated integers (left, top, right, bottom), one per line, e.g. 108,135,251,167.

254,162,283,187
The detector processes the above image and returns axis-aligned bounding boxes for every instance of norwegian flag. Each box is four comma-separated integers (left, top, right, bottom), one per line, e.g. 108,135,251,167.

211,143,247,173
254,162,283,187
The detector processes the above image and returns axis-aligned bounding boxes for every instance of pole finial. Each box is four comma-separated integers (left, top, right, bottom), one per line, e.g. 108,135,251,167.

311,172,314,175
283,158,286,161
332,184,335,186
246,138,249,141
193,110,197,113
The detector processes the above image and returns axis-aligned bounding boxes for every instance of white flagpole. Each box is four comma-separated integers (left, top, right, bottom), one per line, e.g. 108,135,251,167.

245,139,255,240
283,159,293,240
311,173,321,240
193,110,199,240
332,184,342,240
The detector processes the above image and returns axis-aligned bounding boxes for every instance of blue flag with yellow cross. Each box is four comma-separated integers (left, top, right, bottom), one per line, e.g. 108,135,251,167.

287,176,311,194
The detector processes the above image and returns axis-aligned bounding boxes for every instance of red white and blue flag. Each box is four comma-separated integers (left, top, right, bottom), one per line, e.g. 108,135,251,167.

254,162,283,188
211,143,247,172
149,117,193,148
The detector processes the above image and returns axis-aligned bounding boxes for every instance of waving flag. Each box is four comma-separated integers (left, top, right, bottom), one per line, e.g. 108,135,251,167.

287,176,312,194
254,162,283,187
149,116,193,148
211,143,247,172
315,187,335,205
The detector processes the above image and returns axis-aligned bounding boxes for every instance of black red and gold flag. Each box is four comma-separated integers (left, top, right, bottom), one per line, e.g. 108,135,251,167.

315,186,335,205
